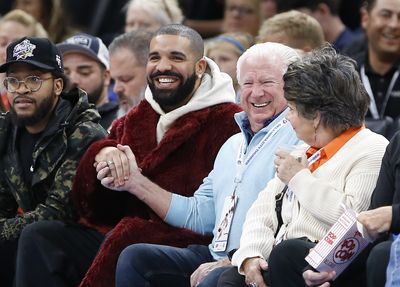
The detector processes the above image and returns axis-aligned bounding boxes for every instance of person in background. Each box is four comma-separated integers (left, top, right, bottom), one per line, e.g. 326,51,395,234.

112,42,301,287
13,0,76,42
14,24,241,287
109,30,152,118
183,0,224,38
0,36,106,287
0,9,47,111
205,32,254,102
279,0,357,52
57,33,118,129
257,10,325,53
217,45,388,287
222,0,262,37
124,0,183,33
260,0,277,19
351,0,400,121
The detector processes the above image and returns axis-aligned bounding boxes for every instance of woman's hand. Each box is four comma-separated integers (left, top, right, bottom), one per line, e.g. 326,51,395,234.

303,269,335,286
274,149,307,184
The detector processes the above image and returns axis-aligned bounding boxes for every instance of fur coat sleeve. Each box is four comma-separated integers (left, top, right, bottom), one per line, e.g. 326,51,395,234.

72,100,241,231
73,101,241,287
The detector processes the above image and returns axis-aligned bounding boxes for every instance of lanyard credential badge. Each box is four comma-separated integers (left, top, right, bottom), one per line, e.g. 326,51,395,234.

213,195,238,252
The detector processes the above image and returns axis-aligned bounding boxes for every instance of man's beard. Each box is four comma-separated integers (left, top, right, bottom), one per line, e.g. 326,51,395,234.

87,81,104,105
148,71,197,110
116,87,145,117
10,93,57,127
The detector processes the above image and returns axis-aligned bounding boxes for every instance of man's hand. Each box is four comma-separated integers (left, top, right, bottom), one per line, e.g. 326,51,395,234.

303,269,335,287
358,206,392,239
190,258,230,287
242,257,268,287
94,145,130,186
97,144,172,218
97,145,142,192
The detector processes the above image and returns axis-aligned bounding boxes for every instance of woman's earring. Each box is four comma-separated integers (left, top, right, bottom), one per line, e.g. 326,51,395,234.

314,127,318,145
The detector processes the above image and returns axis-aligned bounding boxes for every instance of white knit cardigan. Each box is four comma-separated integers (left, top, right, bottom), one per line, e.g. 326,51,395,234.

232,128,389,272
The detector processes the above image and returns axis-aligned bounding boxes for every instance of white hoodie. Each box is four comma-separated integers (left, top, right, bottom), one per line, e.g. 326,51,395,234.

145,57,236,143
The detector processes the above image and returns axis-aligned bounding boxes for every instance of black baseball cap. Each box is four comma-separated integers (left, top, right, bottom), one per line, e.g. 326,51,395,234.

0,37,64,74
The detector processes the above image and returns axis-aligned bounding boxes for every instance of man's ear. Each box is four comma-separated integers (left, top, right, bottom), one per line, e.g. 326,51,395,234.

195,57,207,78
103,69,111,86
360,7,369,30
54,78,64,96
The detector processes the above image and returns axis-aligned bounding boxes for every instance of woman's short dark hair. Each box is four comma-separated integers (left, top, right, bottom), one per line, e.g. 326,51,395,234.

283,44,369,134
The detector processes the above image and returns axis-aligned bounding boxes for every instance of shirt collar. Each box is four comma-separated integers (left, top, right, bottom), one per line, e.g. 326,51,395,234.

306,126,364,170
242,109,285,141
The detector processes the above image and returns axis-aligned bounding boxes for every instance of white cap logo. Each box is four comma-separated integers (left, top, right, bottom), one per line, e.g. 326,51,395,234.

13,39,36,60
56,55,62,69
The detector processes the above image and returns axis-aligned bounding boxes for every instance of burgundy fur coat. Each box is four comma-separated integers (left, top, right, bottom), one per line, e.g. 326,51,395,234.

71,100,241,287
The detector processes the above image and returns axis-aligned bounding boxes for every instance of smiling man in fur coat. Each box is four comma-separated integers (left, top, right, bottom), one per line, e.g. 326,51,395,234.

14,24,242,287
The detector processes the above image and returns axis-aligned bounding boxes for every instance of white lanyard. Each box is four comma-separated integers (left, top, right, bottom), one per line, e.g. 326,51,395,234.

360,65,399,119
214,118,288,252
235,118,288,185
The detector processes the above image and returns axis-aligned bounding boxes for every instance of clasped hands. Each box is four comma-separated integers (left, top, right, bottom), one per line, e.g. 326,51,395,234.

94,144,142,194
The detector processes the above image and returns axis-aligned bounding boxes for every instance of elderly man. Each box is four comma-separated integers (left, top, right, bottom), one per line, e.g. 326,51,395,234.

0,37,106,286
15,24,241,287
109,30,152,117
110,42,301,287
57,33,118,129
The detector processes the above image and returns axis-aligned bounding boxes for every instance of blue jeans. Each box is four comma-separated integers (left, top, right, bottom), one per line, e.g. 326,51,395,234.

116,243,222,287
386,236,400,286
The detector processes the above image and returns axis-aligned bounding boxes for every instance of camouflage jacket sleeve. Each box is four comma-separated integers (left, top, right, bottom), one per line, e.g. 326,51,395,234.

0,120,107,241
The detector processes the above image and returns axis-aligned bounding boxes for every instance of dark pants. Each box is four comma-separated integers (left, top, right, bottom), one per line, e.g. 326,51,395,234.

0,239,18,287
366,240,392,287
218,239,369,287
116,243,217,287
15,220,104,287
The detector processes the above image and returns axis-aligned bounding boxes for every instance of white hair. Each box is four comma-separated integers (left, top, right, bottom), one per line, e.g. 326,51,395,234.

125,0,183,26
236,42,300,84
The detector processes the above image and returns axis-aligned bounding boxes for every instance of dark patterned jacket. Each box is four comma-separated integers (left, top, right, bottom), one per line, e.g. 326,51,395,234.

0,87,107,241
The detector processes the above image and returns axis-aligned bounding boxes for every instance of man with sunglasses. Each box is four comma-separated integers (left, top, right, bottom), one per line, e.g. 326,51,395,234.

0,36,107,286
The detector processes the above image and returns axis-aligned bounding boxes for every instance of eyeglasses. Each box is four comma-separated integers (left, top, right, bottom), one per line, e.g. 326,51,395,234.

3,76,53,93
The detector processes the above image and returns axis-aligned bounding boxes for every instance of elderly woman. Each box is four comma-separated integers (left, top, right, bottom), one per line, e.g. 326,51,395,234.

217,45,389,287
